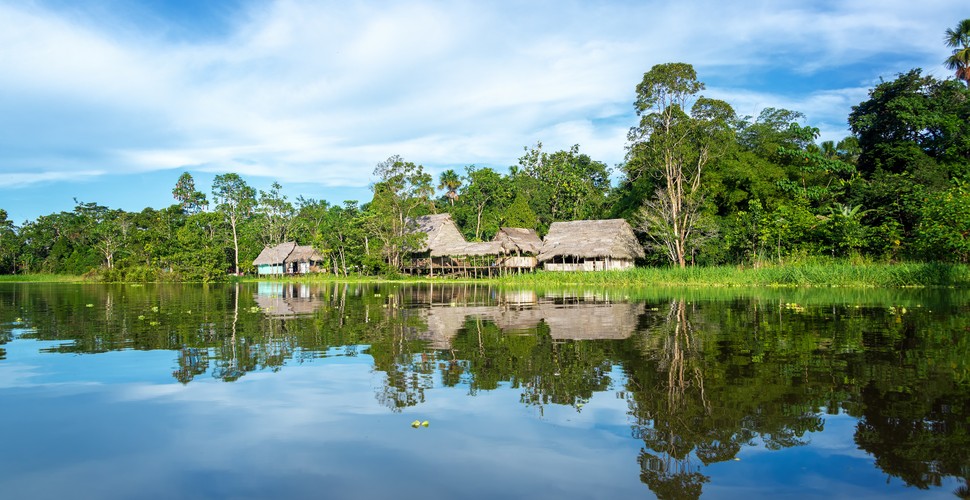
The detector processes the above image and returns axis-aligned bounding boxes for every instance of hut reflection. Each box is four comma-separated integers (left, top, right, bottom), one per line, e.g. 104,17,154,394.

253,282,323,318
402,286,644,347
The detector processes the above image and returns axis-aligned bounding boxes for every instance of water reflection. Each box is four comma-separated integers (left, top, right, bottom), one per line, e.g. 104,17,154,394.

1,282,969,498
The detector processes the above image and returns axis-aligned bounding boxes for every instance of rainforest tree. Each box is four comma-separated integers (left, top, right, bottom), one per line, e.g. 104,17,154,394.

626,63,735,267
212,173,256,275
367,155,433,271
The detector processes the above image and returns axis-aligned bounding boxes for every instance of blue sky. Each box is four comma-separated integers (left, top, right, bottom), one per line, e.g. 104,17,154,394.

1,0,966,224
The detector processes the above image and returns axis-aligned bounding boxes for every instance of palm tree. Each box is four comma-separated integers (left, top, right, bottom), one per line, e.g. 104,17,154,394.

944,18,970,86
437,169,461,205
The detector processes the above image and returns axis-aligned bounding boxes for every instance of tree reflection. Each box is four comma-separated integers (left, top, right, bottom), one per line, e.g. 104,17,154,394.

623,298,830,498
850,313,970,491
628,299,712,499
368,291,435,412
173,347,208,384
4,282,970,495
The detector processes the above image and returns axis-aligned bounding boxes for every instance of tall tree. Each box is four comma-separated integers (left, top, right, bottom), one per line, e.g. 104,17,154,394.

172,172,208,214
320,201,363,276
73,200,128,271
437,169,462,205
458,166,510,240
212,173,256,275
626,63,735,267
257,181,294,246
849,69,970,177
0,209,17,274
367,155,433,270
944,18,970,85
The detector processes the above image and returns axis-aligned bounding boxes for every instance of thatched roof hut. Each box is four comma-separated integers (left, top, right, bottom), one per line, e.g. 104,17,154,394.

253,241,297,267
253,241,324,275
537,219,644,271
493,227,542,255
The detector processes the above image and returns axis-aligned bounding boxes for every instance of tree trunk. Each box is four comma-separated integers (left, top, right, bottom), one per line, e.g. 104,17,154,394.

231,219,240,275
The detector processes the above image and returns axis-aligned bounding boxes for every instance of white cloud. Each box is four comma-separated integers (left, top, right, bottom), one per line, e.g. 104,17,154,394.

0,0,966,199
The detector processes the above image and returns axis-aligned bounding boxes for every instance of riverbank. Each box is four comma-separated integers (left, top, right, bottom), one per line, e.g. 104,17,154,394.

0,274,88,283
494,261,970,288
4,261,969,288
254,261,970,288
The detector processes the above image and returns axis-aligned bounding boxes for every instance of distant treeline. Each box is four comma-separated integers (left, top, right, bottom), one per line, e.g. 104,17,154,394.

0,60,968,281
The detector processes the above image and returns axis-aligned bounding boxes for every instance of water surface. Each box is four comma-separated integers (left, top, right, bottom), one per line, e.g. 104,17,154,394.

1,282,968,499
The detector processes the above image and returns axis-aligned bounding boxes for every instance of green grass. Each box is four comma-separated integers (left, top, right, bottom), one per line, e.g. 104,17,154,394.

0,274,89,283
245,261,970,288
492,261,970,288
7,261,970,288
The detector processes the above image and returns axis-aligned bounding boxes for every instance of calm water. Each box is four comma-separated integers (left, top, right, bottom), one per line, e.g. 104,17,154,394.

1,282,969,499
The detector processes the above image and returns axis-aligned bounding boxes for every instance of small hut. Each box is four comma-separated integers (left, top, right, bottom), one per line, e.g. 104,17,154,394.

253,241,324,276
537,219,644,271
492,227,542,270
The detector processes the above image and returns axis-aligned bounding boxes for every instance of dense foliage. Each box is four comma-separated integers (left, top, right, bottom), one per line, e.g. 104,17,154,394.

2,23,969,280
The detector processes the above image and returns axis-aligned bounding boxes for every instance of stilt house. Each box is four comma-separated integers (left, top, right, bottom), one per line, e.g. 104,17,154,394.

537,219,644,271
405,214,502,276
492,227,542,270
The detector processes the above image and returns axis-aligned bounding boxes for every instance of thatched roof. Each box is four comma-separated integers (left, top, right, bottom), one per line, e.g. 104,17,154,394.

411,214,468,256
493,227,542,255
463,241,504,256
253,241,297,266
253,241,323,266
410,213,503,257
537,219,644,262
285,244,324,263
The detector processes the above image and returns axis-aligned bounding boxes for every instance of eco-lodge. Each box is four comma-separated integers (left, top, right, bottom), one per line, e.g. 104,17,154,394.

253,241,325,276
402,214,642,275
536,219,644,271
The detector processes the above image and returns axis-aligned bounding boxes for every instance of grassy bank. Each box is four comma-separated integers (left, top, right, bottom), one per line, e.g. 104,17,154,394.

493,262,970,288
5,261,969,288
0,274,88,283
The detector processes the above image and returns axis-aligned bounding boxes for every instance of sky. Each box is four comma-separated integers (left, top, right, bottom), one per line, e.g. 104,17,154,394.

0,0,966,224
